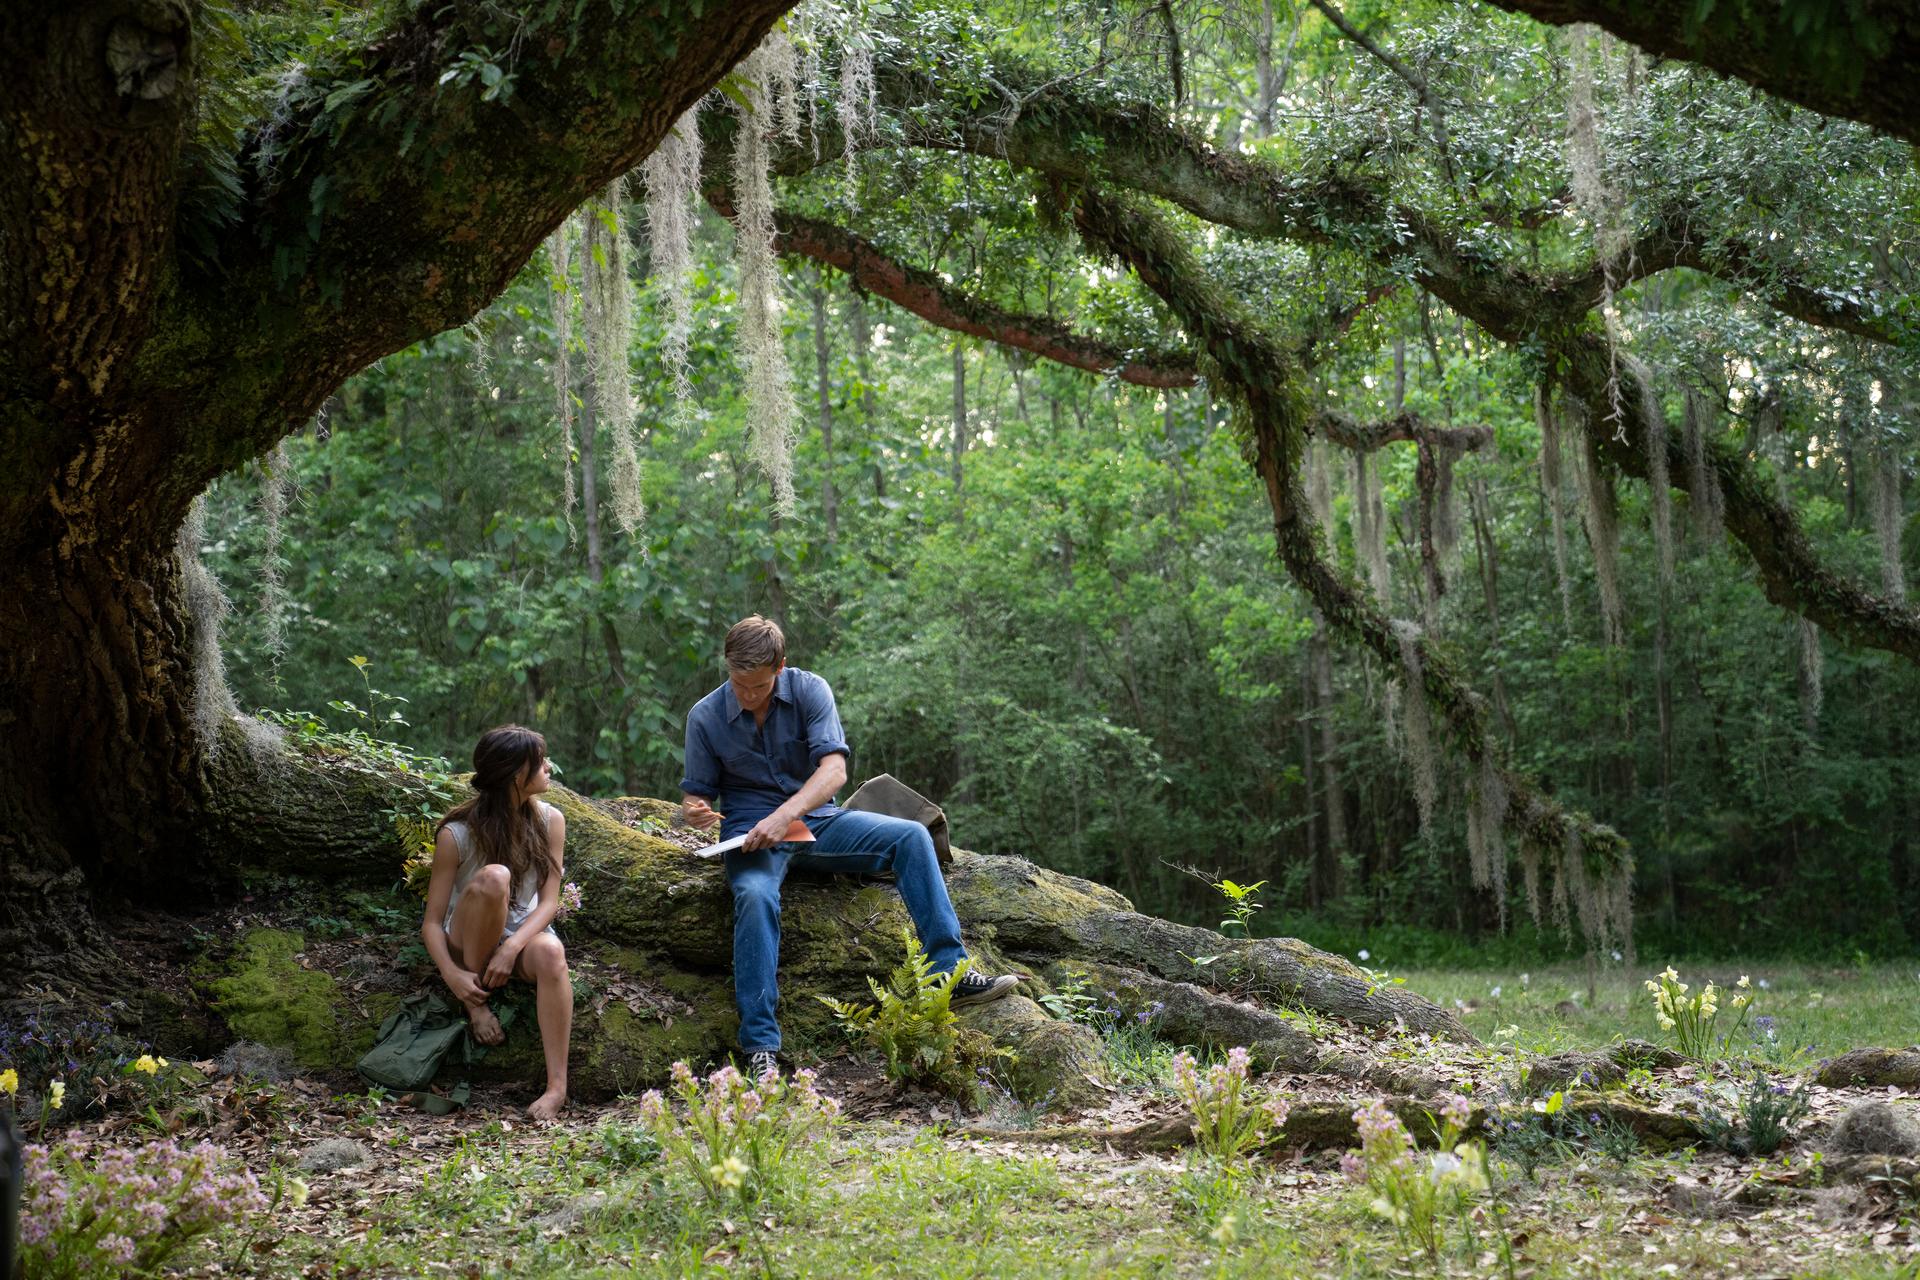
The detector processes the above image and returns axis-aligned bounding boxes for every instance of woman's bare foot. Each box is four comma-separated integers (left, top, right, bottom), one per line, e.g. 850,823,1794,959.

465,1001,506,1046
527,1086,567,1123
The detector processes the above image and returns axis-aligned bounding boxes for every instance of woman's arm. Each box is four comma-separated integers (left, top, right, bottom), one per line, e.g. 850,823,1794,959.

481,805,567,987
421,828,489,1006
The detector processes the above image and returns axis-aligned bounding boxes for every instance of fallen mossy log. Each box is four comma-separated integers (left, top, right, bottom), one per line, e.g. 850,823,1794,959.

187,784,1470,1107
1814,1048,1920,1090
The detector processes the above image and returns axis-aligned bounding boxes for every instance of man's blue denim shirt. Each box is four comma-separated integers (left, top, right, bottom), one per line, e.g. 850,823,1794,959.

679,667,852,839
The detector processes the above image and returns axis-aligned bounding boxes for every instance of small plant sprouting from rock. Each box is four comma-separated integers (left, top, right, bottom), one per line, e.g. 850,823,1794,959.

818,928,1009,1100
1212,877,1267,939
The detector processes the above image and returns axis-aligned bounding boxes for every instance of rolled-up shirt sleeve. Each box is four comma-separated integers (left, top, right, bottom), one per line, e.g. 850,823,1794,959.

798,674,853,769
679,707,720,798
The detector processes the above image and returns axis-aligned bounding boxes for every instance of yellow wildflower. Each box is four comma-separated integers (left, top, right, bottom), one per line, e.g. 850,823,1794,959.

49,1080,65,1110
133,1055,160,1075
1737,975,1751,989
0,1068,16,1097
1660,966,1680,983
1731,993,1749,1009
288,1176,310,1208
1454,1143,1492,1193
712,1155,748,1190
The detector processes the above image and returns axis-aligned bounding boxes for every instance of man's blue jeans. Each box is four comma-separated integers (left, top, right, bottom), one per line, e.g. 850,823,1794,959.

724,809,967,1055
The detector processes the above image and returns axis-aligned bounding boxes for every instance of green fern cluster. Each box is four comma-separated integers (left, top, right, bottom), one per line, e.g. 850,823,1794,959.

818,929,1011,1100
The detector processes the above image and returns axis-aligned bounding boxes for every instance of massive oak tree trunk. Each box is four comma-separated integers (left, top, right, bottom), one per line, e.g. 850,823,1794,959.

0,0,793,980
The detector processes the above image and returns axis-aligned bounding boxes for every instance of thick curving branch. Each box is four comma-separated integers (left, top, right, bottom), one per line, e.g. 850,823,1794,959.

715,193,1199,387
1060,181,1631,945
743,195,1488,459
1558,336,1920,661
11,1,791,560
1479,0,1920,146
872,68,1920,666
1318,410,1493,454
1565,208,1910,347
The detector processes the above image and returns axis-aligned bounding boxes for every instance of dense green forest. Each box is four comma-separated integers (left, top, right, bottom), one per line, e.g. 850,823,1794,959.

180,0,1919,961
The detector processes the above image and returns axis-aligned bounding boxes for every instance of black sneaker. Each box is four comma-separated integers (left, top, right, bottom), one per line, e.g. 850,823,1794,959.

950,970,1019,1008
746,1050,782,1080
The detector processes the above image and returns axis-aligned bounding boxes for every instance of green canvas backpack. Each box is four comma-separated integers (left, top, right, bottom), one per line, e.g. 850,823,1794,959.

357,990,515,1113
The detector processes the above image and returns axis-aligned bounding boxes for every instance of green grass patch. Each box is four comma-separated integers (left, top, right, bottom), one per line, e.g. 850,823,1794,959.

1392,960,1920,1059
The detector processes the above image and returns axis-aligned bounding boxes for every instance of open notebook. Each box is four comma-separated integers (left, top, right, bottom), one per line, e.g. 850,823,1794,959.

690,819,817,860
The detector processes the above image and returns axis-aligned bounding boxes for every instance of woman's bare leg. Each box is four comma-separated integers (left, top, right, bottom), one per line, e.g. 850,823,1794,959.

447,865,510,1045
515,931,571,1121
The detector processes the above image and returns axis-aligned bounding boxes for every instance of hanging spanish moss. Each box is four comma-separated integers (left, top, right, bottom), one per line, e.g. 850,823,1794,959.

836,26,878,181
760,25,804,146
1381,673,1402,757
1465,753,1508,927
580,184,646,534
1626,356,1675,591
1537,380,1575,634
796,1,825,153
1350,451,1390,604
257,442,292,680
178,496,237,753
1873,442,1907,603
464,317,493,392
546,220,578,538
1565,25,1632,436
1682,386,1725,546
1518,834,1544,929
1391,619,1438,833
1305,438,1335,557
735,44,799,513
1550,823,1632,952
1433,446,1459,563
1796,617,1823,732
1576,412,1626,645
640,101,703,413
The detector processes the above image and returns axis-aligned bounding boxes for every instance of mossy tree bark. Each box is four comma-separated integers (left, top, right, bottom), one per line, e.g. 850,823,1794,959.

0,0,793,980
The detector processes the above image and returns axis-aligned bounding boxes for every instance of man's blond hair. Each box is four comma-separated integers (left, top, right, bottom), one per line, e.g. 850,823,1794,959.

724,615,786,671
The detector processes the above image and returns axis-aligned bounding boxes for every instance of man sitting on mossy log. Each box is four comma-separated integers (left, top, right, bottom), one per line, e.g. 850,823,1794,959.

678,616,1019,1078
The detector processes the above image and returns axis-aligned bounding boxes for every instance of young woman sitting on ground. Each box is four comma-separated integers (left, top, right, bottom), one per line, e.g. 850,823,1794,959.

420,724,571,1122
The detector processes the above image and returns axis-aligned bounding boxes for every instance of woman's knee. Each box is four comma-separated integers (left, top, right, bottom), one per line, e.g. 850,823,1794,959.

523,932,567,979
470,863,513,899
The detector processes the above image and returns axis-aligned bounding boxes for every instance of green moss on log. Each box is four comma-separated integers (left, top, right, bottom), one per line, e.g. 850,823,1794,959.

202,929,363,1068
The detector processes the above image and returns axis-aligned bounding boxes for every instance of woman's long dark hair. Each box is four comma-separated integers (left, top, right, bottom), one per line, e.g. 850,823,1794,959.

437,725,555,892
